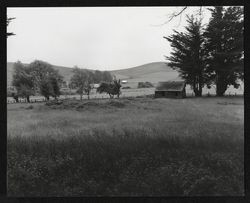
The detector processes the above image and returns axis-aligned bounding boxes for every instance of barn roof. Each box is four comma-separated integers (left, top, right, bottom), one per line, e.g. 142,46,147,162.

155,81,185,92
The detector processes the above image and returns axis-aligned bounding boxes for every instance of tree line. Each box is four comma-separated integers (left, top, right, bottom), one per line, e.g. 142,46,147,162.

9,60,114,102
165,6,243,96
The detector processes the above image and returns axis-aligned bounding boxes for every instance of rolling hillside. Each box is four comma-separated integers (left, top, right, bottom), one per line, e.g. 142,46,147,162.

7,61,243,95
110,62,180,88
110,62,244,94
7,61,179,87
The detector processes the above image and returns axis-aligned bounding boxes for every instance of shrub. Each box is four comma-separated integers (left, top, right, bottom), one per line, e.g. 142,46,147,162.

122,86,131,89
138,82,154,88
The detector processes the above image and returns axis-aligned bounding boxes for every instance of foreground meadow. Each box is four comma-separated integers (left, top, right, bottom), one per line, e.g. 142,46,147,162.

7,96,244,196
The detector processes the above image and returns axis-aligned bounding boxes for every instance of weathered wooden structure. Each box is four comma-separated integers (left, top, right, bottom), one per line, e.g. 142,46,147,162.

155,81,186,98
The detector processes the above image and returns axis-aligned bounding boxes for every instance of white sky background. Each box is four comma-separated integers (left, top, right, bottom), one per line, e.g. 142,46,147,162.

7,7,211,70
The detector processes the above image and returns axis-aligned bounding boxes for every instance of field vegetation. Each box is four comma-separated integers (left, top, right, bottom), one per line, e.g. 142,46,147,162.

7,96,244,196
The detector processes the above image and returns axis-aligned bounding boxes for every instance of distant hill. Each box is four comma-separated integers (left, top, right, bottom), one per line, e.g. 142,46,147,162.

110,62,179,88
7,61,243,94
111,62,175,78
7,61,179,88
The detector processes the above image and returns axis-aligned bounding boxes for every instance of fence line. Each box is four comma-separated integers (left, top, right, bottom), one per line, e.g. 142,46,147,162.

7,93,154,104
7,91,243,104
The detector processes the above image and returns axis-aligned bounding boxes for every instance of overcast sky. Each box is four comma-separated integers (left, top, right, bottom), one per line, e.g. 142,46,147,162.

7,7,211,70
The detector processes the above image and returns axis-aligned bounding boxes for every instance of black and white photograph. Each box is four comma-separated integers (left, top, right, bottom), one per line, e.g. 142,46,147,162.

6,6,244,196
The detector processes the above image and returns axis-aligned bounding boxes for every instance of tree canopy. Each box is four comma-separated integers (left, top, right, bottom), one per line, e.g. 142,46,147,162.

13,60,64,101
12,61,35,102
204,6,243,96
165,15,208,96
93,70,113,83
97,79,121,98
29,60,63,100
165,6,244,96
70,67,94,100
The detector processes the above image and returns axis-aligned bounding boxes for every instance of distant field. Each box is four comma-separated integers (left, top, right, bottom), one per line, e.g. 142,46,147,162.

7,96,244,196
7,88,156,103
7,85,244,104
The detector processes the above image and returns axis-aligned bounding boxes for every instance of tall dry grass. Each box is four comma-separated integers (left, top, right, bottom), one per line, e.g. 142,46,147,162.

7,97,244,196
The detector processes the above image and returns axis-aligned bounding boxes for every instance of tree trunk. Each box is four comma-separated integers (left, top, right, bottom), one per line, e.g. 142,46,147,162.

192,76,202,97
197,76,203,97
194,88,201,97
193,85,200,97
87,93,90,100
80,94,83,101
196,89,202,97
26,96,30,103
216,82,227,96
14,97,19,103
216,73,227,96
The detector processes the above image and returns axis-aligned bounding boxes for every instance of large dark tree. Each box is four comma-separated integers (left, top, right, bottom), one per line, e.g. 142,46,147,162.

102,71,113,83
48,74,62,100
204,6,244,96
93,70,113,83
83,70,94,100
165,16,209,96
93,70,103,83
29,60,63,100
12,61,35,102
70,67,94,100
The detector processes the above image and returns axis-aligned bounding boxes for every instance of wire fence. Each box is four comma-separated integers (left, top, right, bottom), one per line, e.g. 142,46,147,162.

7,90,243,104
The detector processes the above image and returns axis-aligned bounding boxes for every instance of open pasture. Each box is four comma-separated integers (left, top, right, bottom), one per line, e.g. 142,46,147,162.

7,96,244,196
7,83,244,104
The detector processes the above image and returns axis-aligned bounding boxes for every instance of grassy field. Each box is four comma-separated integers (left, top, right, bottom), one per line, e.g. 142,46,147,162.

7,88,157,103
7,96,244,196
7,85,244,104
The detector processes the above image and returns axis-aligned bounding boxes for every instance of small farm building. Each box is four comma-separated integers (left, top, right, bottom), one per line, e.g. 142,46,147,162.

121,80,128,84
93,84,100,88
155,81,186,98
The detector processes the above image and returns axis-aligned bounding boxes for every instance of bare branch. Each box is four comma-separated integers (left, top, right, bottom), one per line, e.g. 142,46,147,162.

150,6,205,27
7,17,16,38
7,17,16,26
175,10,183,28
167,6,188,24
7,33,15,37
150,6,188,27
